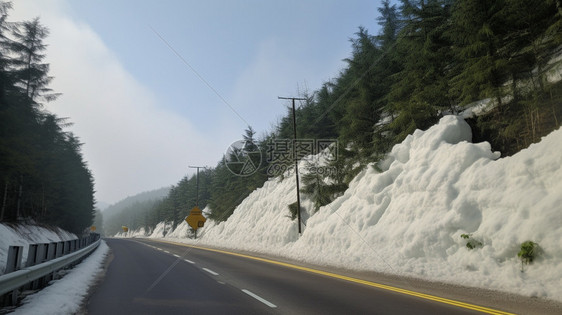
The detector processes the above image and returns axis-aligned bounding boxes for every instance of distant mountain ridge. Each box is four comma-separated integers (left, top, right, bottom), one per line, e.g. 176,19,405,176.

102,187,171,218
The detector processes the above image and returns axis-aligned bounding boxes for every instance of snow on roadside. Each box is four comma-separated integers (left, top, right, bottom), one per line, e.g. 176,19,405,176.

113,227,148,238
1,224,109,314
11,241,109,315
0,224,76,274
125,115,562,302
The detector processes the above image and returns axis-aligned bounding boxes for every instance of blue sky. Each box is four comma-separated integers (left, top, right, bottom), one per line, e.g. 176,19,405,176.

11,0,385,204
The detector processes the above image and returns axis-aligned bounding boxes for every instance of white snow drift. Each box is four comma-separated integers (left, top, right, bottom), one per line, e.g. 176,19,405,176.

122,115,562,301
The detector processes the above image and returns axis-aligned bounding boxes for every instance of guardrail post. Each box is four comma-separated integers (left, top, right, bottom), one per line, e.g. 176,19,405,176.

33,243,48,288
23,244,38,291
47,243,56,261
55,242,64,258
35,243,47,264
5,246,23,274
52,242,64,281
63,240,70,255
45,243,57,282
1,247,22,306
4,246,23,305
25,244,38,267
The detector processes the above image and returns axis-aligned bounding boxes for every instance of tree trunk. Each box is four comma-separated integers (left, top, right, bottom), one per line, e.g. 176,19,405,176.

1,181,8,221
16,175,22,220
551,89,559,127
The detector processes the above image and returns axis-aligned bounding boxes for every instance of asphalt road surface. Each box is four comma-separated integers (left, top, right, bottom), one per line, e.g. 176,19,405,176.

85,238,509,314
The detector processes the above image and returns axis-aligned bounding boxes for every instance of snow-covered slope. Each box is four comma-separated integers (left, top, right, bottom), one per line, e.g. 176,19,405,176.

0,224,76,274
11,241,109,315
0,224,109,314
127,115,562,301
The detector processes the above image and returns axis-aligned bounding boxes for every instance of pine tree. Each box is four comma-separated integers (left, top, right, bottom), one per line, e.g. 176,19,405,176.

387,0,454,143
0,11,94,234
338,27,383,152
9,18,60,104
0,1,13,101
300,143,349,212
376,0,402,47
449,0,508,107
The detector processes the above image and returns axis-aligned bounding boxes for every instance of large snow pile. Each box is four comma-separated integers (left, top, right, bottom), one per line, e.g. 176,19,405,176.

130,115,562,301
0,224,76,274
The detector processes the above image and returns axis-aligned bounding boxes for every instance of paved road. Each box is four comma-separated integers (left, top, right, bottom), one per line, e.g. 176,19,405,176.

85,238,502,314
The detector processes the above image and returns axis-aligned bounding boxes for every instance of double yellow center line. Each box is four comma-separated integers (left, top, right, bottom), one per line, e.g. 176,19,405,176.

152,239,515,315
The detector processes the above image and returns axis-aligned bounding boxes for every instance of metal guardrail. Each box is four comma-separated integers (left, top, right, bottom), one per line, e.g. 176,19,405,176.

0,234,101,305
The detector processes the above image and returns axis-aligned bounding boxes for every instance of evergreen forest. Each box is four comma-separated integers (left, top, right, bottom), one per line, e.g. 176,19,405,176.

0,2,95,234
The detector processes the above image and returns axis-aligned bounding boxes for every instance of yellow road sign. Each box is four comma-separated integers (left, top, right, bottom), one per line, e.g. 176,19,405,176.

185,206,206,231
122,226,128,232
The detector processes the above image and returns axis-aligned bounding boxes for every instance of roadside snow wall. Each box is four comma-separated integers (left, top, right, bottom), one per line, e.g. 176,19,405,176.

142,115,562,301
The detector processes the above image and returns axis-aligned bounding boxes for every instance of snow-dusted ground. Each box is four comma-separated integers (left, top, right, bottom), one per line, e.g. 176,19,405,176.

119,115,562,302
11,241,109,315
0,224,109,314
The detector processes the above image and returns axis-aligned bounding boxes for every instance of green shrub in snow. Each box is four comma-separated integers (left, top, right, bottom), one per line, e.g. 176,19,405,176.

518,241,539,265
288,202,299,220
460,233,482,250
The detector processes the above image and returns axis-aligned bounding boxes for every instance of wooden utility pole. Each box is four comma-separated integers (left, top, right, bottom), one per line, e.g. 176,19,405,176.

278,96,307,235
188,166,206,207
188,165,206,239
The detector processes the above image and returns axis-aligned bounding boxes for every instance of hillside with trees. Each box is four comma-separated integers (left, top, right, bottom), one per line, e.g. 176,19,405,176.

123,0,560,237
0,2,95,234
2,1,559,237
101,187,170,236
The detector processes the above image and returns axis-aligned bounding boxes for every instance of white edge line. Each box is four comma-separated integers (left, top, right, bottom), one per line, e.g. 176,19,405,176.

202,268,219,276
163,250,170,254
242,289,277,308
184,259,195,264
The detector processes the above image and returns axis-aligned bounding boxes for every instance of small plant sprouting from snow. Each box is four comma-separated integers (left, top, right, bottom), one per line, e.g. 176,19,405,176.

460,233,483,250
518,241,539,271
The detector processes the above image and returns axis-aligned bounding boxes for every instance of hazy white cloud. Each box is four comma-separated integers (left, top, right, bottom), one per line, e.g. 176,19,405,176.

11,1,217,203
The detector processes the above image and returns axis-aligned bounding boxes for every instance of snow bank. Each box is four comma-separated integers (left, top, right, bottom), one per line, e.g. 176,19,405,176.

0,224,76,274
285,116,562,300
113,227,148,238
12,241,109,315
129,115,562,301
